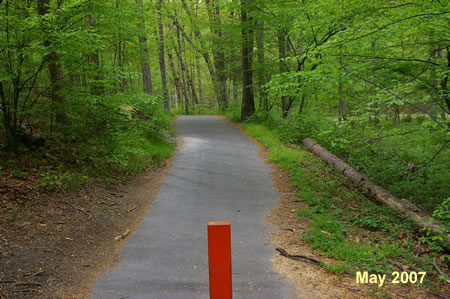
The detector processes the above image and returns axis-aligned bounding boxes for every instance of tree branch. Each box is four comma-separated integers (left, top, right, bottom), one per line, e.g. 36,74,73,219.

342,12,450,46
340,61,449,132
336,54,440,66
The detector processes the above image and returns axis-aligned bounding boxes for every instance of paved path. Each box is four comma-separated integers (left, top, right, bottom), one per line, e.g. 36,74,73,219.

92,116,295,298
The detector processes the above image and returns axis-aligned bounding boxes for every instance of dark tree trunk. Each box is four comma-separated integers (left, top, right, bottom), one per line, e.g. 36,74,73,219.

299,94,305,114
157,0,169,109
393,104,400,127
240,0,255,121
441,46,450,114
86,15,104,95
48,53,67,124
175,25,190,114
278,29,293,118
0,82,18,152
255,20,267,111
136,0,153,94
38,0,67,124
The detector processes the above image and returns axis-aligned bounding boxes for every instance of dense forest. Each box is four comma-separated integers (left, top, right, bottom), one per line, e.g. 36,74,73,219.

0,0,449,296
2,0,448,221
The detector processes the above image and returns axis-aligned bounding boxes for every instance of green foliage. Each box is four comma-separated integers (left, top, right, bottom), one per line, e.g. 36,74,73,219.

421,198,450,251
245,110,449,216
276,114,326,144
60,171,89,191
39,167,89,190
40,168,62,188
240,120,435,280
103,204,118,212
299,191,332,214
432,197,450,224
12,169,29,178
59,92,175,175
354,215,387,231
11,210,19,222
224,100,242,123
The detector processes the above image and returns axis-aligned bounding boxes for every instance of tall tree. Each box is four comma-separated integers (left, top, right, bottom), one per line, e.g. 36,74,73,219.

167,49,183,111
255,20,267,111
205,0,227,107
240,0,254,121
157,0,169,109
37,0,67,125
136,0,153,94
174,22,190,114
86,14,104,95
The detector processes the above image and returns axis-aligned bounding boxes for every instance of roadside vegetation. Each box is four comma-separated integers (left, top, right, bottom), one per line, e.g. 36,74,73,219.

235,118,448,296
0,1,175,189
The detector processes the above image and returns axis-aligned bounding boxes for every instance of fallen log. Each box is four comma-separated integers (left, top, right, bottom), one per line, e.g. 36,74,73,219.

302,138,448,243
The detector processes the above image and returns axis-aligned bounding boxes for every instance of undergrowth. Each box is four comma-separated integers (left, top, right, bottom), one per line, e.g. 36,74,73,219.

234,108,449,216
239,121,446,293
0,92,175,190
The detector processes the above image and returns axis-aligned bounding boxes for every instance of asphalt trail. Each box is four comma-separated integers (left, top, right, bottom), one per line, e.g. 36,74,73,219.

92,115,296,298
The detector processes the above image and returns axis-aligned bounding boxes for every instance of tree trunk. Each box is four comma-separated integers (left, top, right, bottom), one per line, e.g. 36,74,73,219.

193,1,203,104
117,40,125,92
255,20,267,111
116,0,127,92
176,3,222,107
157,0,169,109
240,0,255,121
0,82,18,152
38,0,67,124
205,0,227,108
136,0,153,94
86,15,104,95
167,50,183,112
186,60,199,105
299,94,305,114
183,33,198,106
302,138,447,240
175,25,190,114
370,41,379,125
232,79,239,102
196,55,203,103
393,104,400,127
441,46,450,114
338,43,345,121
338,82,345,121
278,29,293,118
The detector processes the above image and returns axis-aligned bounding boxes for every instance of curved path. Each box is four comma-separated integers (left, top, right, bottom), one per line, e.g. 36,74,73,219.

92,115,296,298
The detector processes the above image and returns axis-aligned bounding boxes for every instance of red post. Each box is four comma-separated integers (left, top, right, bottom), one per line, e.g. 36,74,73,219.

208,221,232,299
